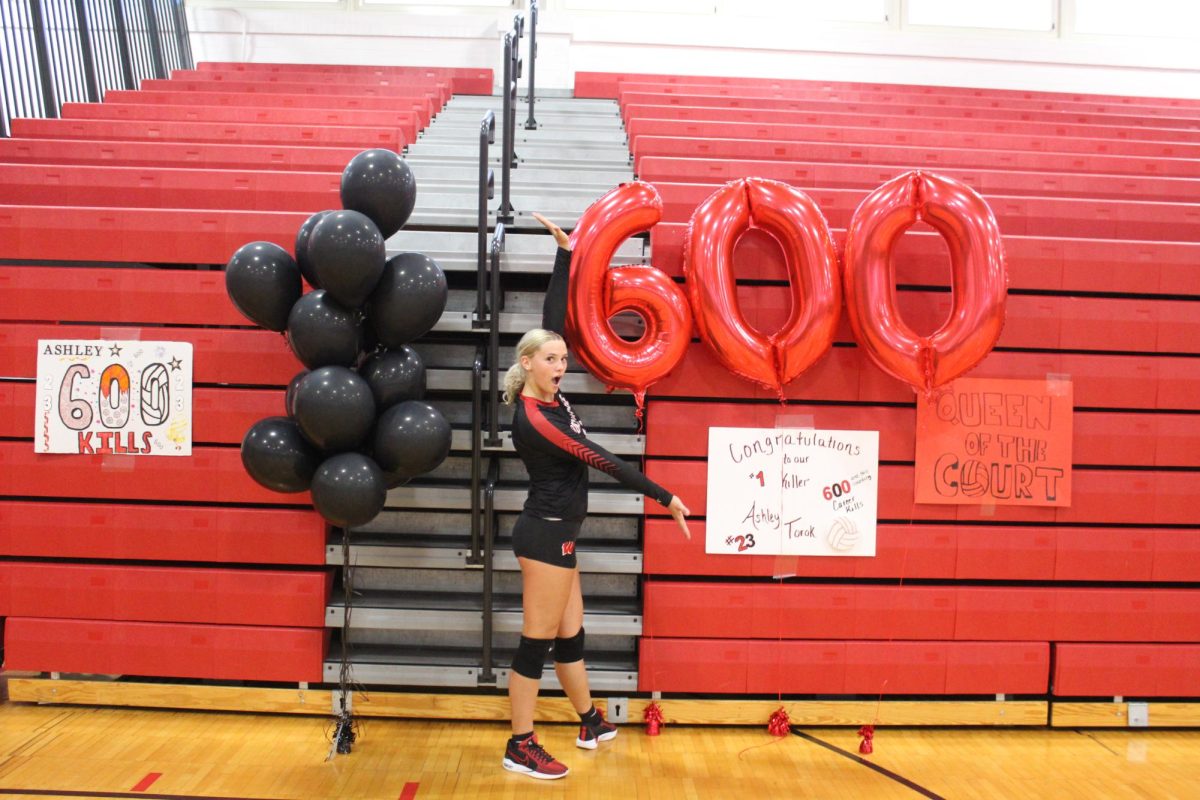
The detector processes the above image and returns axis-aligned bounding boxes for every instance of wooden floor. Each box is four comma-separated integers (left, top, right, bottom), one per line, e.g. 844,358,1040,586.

0,703,1197,799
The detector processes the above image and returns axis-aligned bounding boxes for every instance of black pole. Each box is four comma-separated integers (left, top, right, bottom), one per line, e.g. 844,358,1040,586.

524,0,538,130
141,0,166,78
479,457,500,684
468,346,484,566
486,223,505,447
112,0,136,90
73,0,100,102
476,109,495,323
509,56,520,168
498,32,514,224
27,0,59,118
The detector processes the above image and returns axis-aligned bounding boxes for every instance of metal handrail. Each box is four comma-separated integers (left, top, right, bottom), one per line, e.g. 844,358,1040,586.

468,345,486,566
479,456,501,684
499,32,515,223
524,0,538,130
487,223,506,447
475,110,496,325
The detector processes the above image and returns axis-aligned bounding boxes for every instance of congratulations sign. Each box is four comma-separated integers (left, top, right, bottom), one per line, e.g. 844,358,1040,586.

915,377,1072,506
706,427,879,557
35,340,193,456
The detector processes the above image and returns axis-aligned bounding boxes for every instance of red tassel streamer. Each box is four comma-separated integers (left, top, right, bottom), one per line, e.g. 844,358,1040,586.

858,724,875,754
644,701,664,736
768,707,791,737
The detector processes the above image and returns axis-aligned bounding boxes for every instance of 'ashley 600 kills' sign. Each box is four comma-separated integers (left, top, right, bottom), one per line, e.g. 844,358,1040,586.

36,340,193,456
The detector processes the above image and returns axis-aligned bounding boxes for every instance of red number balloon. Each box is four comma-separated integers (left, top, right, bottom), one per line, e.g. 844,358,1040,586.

566,181,693,414
684,178,841,394
843,171,1008,396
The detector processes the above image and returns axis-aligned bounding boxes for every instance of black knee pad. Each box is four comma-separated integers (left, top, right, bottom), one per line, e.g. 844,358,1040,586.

512,635,554,680
554,627,585,664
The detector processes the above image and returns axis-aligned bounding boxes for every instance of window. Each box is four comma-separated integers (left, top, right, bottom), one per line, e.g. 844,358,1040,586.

907,0,1055,31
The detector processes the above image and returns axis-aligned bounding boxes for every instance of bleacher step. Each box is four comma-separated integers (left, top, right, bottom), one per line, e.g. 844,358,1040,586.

325,535,643,573
446,428,645,456
326,590,642,636
385,484,646,515
324,644,636,691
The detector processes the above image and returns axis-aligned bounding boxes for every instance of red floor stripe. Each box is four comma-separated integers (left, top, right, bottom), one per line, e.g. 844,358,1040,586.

130,774,162,793
398,782,419,800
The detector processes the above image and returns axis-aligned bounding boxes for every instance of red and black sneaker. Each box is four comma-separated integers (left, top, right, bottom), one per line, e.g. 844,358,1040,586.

576,709,618,750
502,734,570,780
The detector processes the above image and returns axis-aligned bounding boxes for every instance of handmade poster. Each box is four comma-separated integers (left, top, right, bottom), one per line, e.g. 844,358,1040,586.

915,376,1072,506
706,427,879,557
35,340,193,456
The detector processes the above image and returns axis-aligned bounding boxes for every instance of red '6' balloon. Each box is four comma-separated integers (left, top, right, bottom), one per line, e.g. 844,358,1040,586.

843,170,1008,396
566,182,693,414
684,178,841,394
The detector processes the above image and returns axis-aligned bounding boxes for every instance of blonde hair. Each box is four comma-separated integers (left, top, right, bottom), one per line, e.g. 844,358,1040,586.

503,328,565,405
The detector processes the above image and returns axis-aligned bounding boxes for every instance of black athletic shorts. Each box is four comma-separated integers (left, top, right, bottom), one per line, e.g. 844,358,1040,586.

512,511,583,568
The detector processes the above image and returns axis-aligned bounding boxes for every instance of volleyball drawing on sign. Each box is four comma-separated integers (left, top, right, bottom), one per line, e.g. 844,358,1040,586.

706,427,879,557
140,362,171,426
826,516,859,552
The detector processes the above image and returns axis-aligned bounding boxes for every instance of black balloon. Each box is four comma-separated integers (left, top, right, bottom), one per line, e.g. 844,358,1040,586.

373,400,451,479
340,148,417,239
241,416,320,493
225,241,301,332
310,453,387,528
286,290,362,368
360,346,425,411
292,366,376,452
381,466,411,490
307,210,385,308
295,210,334,289
284,369,308,417
368,253,448,348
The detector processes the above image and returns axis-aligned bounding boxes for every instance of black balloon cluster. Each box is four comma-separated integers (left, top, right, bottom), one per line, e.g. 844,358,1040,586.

227,149,452,528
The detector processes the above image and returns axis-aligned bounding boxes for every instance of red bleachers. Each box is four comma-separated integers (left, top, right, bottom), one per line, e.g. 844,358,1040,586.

638,155,1200,203
648,223,1200,295
0,164,340,212
9,117,406,149
650,181,1200,241
645,583,957,640
575,70,1200,110
4,618,327,683
616,70,1200,701
623,103,1200,145
640,639,1049,695
195,61,494,95
0,563,329,627
0,500,324,564
1054,645,1200,696
64,101,423,134
0,61,502,685
106,90,435,127
632,134,1200,179
0,138,366,171
626,117,1200,163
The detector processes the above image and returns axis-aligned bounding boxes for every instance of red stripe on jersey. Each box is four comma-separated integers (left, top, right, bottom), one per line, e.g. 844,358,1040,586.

524,396,615,475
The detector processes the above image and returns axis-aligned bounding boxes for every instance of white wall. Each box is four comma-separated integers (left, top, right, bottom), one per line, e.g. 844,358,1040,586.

184,1,1200,99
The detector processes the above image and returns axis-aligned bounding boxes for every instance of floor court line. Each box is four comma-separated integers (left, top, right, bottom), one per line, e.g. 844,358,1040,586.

792,729,947,800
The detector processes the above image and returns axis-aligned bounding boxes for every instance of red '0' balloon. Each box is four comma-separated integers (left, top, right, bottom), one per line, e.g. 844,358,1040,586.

843,170,1008,395
683,178,841,393
566,182,693,411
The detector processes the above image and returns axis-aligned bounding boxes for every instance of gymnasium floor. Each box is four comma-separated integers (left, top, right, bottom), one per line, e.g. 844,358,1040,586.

0,704,1196,799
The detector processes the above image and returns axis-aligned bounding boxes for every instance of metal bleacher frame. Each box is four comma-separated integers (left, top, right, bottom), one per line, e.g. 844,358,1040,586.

323,7,653,695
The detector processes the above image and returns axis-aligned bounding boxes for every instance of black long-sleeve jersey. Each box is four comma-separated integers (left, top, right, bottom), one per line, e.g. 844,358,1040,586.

510,246,673,519
512,391,672,519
